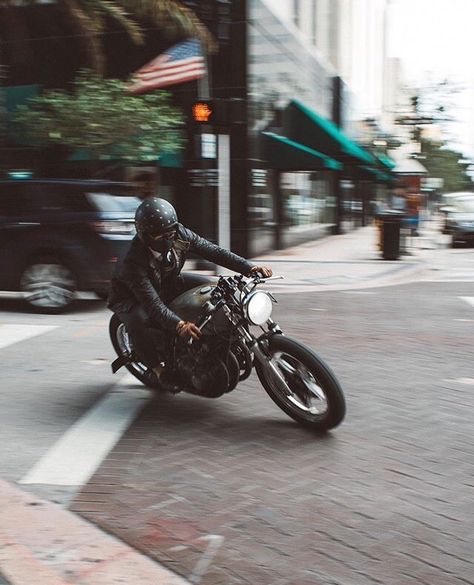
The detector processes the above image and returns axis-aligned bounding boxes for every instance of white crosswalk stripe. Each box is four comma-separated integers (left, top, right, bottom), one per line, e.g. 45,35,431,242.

0,324,58,350
20,374,150,487
460,297,474,308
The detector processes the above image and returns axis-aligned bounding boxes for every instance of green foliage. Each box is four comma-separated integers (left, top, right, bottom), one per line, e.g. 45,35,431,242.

421,139,472,193
13,71,185,162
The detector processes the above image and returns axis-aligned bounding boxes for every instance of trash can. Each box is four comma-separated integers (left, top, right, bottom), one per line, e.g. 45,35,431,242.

378,211,406,260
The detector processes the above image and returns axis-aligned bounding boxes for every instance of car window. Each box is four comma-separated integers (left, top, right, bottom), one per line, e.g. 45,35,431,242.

85,192,141,212
456,198,474,213
22,184,94,212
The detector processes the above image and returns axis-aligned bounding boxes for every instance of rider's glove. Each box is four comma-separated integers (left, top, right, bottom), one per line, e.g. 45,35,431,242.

176,320,202,340
249,265,273,278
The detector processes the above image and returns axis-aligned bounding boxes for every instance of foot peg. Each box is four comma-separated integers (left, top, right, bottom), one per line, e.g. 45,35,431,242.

111,355,129,374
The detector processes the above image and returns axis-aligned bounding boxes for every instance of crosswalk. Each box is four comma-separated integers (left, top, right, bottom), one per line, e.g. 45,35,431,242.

1,290,473,491
0,323,58,350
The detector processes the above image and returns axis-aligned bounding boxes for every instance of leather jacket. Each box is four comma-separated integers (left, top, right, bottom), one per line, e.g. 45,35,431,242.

108,223,254,331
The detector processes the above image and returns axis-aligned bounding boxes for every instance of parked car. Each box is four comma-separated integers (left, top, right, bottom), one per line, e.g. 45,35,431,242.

444,194,474,247
439,192,474,234
0,179,140,312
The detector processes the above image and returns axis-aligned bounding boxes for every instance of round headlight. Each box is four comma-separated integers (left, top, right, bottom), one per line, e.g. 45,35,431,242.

244,291,273,325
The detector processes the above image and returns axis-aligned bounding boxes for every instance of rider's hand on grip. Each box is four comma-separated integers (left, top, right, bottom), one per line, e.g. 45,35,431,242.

249,265,273,278
176,320,202,340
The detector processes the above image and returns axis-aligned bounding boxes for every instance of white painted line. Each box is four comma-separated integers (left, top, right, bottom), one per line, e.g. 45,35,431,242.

189,535,225,584
0,324,58,350
460,297,474,308
451,378,474,386
20,374,150,486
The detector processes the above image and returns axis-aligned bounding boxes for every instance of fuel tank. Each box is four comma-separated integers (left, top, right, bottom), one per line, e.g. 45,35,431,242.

169,284,215,322
169,281,231,335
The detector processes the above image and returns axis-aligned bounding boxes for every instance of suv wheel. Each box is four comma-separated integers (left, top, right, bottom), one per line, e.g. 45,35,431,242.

20,258,77,313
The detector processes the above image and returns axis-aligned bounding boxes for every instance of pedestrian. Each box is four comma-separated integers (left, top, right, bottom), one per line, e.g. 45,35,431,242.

108,197,272,392
133,172,157,200
406,186,422,236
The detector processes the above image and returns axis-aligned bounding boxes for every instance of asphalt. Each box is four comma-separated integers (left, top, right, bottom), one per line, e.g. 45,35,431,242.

0,216,448,585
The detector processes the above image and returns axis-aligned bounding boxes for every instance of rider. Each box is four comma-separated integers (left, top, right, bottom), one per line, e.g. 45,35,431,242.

108,197,272,392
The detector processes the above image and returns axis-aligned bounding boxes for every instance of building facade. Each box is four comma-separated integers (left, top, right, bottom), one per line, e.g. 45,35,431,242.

1,0,394,258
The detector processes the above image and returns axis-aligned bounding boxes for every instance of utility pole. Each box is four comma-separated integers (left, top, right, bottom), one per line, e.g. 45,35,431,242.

0,58,8,149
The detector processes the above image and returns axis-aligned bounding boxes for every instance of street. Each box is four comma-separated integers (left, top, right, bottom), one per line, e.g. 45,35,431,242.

0,240,473,584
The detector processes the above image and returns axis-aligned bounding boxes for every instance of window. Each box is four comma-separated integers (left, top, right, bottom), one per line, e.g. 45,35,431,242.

86,192,141,213
312,0,318,44
293,0,300,27
22,184,93,213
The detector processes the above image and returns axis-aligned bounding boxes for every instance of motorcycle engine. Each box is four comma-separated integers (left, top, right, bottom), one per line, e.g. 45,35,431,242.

178,339,231,398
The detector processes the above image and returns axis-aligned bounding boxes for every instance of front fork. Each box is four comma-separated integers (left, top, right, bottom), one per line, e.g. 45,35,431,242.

221,306,289,395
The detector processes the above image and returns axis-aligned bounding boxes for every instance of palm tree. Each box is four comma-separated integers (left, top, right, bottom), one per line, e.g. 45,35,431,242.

0,0,215,74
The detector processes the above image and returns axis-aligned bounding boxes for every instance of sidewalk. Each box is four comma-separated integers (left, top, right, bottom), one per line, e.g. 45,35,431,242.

250,217,443,293
0,479,190,585
0,217,444,585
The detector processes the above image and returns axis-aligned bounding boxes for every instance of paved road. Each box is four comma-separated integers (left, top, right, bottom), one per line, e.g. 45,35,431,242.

1,242,473,584
66,281,472,585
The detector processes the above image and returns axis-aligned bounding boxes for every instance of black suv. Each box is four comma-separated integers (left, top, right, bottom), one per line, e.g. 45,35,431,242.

0,179,139,312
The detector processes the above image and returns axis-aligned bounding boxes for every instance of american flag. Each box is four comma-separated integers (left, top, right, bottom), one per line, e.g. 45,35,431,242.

128,39,206,94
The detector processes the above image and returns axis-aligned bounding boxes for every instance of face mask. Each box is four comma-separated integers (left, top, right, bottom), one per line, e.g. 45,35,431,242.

146,230,176,254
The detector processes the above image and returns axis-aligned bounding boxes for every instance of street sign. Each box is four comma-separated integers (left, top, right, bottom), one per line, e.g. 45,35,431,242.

201,133,217,159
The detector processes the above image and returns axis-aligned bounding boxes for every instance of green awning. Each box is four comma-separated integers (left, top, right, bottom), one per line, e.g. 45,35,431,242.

67,148,183,168
5,84,41,144
262,132,342,171
375,153,396,170
356,165,393,182
283,100,375,165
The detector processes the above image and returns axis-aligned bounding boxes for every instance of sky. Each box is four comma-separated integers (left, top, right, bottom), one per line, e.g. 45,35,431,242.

387,0,474,160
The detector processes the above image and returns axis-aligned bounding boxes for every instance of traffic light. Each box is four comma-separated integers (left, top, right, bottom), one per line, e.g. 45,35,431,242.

191,99,230,128
192,101,214,124
191,98,245,128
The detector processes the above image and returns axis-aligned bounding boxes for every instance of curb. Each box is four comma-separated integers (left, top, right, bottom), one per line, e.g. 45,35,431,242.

0,479,190,585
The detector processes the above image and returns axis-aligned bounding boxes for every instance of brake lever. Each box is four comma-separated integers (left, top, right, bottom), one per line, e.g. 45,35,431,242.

254,275,284,283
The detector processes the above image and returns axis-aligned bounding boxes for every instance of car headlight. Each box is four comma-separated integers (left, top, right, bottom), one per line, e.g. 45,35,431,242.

243,291,273,325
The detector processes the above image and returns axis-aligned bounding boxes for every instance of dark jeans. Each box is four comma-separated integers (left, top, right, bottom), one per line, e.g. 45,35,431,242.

118,272,215,369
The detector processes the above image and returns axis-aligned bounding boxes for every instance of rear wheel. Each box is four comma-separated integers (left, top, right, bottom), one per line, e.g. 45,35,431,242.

109,314,162,389
255,335,346,431
20,257,76,313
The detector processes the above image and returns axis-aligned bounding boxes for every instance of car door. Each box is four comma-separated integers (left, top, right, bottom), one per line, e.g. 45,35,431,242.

0,182,37,289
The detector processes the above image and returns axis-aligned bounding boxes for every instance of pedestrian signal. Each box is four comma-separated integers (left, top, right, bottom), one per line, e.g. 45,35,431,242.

192,101,213,123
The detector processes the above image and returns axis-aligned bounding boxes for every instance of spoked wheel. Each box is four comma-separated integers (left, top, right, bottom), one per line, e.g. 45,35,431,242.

255,335,346,431
109,314,162,389
20,259,76,313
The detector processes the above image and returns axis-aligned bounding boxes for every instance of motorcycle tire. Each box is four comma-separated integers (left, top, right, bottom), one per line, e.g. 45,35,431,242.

109,314,162,390
255,335,346,432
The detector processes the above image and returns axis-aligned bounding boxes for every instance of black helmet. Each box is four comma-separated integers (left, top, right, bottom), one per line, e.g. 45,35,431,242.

135,198,178,253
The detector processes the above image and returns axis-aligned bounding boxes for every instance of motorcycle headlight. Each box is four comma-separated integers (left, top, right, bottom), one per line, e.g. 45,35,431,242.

244,291,273,325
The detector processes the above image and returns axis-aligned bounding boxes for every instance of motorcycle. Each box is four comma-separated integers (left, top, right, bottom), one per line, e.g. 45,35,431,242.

109,273,346,431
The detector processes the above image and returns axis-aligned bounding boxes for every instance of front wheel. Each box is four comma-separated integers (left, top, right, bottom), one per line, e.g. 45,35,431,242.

255,335,346,431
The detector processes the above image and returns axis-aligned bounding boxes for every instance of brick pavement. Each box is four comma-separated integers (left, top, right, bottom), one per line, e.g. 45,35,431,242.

71,281,474,585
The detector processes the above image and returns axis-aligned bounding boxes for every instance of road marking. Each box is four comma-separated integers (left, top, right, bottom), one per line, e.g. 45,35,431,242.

189,535,225,584
341,290,377,295
450,378,474,386
20,374,150,487
459,297,474,307
0,324,58,350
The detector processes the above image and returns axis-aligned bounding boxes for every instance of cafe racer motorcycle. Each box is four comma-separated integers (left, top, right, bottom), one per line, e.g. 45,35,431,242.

110,273,346,431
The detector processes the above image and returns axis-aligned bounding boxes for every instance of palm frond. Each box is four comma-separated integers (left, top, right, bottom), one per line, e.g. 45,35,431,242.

120,0,217,53
99,0,144,44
